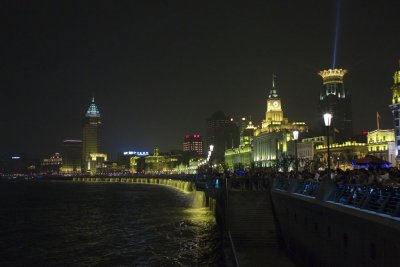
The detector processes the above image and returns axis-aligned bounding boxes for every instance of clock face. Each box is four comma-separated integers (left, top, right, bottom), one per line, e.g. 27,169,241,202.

272,101,279,107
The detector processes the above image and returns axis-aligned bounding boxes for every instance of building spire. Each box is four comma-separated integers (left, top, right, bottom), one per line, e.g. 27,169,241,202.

272,74,276,88
394,61,400,85
86,97,100,118
268,74,278,98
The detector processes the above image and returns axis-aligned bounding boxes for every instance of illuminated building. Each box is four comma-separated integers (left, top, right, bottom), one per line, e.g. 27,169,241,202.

60,140,82,173
224,120,255,171
187,158,205,174
144,147,178,174
389,64,400,166
88,153,107,175
225,145,252,171
117,151,149,172
240,119,255,145
183,134,203,155
316,141,367,170
318,69,352,142
205,111,239,164
129,156,141,173
82,97,102,172
231,116,250,138
252,76,308,168
367,129,396,165
41,153,62,173
287,136,327,171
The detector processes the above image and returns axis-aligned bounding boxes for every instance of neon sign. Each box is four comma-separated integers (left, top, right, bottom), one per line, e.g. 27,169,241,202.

123,151,149,156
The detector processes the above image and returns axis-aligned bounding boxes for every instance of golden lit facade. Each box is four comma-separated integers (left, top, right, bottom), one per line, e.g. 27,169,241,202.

145,147,178,174
88,153,108,175
287,136,327,171
391,68,400,104
367,129,396,164
41,153,62,173
82,98,102,172
224,121,255,170
60,140,82,173
253,76,308,167
297,137,326,160
224,145,252,171
318,69,348,85
316,141,367,170
130,156,140,173
389,64,400,165
318,68,352,142
187,158,204,174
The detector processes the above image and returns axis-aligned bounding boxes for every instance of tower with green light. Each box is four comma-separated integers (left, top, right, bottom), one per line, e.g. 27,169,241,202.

389,64,400,164
82,98,102,172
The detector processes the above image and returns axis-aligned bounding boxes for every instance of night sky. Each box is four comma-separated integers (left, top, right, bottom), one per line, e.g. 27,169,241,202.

2,0,400,159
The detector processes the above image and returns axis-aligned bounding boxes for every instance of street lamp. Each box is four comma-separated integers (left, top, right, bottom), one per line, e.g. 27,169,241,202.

208,145,214,174
292,130,299,175
323,113,332,180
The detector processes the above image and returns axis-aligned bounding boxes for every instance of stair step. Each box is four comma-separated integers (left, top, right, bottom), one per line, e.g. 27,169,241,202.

227,192,281,254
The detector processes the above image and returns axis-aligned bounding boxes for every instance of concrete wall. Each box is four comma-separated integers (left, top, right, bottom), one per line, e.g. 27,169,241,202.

271,189,400,267
73,177,218,213
73,177,195,193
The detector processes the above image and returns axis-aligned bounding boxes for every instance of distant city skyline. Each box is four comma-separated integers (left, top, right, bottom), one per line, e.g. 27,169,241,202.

1,1,399,158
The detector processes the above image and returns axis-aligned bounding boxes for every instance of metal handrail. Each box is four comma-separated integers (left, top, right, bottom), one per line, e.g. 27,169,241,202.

271,177,400,218
228,230,240,267
225,177,240,266
332,184,400,217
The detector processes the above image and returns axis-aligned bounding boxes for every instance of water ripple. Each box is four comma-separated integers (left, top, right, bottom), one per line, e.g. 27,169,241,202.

0,181,221,266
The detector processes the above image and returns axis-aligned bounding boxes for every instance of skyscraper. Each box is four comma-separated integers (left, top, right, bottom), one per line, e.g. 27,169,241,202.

183,134,203,155
60,140,82,173
82,98,102,172
205,111,239,164
389,63,400,166
318,69,352,142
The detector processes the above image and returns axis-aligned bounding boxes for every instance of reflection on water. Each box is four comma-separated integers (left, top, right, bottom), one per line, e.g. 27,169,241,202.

0,181,221,266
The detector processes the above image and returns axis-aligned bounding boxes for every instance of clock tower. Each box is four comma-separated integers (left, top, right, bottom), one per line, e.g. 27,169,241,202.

263,75,284,127
253,74,308,168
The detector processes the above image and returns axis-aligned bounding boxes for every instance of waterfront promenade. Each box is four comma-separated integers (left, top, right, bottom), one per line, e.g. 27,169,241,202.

73,176,295,266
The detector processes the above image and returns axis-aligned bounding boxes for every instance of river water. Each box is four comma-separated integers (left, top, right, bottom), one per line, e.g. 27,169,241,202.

0,180,221,266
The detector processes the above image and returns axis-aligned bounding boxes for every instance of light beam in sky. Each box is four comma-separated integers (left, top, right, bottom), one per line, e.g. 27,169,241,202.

332,0,341,69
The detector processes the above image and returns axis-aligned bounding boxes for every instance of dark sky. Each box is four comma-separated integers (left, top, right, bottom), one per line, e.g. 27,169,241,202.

1,0,400,159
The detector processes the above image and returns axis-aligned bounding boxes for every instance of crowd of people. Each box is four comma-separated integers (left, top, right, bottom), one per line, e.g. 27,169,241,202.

219,167,400,187
291,167,400,187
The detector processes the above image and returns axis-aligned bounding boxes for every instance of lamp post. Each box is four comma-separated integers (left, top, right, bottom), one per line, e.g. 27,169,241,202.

292,130,299,175
323,113,332,180
208,145,214,174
